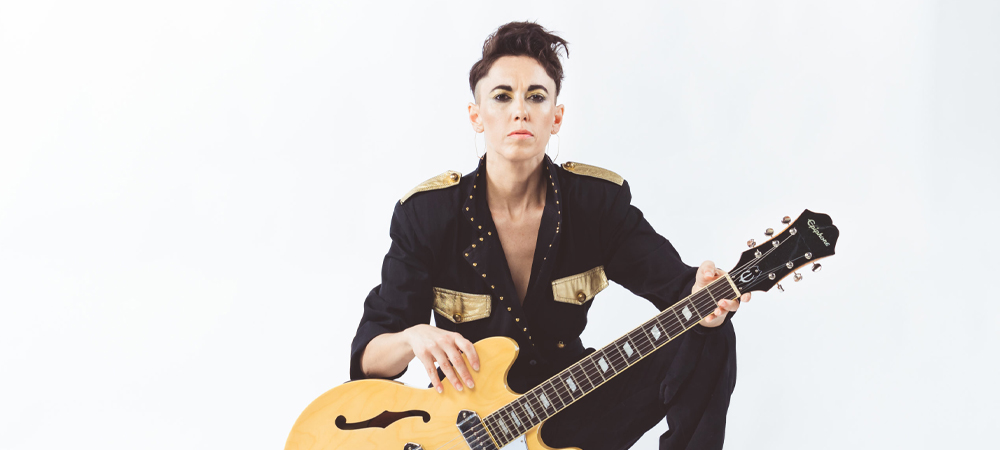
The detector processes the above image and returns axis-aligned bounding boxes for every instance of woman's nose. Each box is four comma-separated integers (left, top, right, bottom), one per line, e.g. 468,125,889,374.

512,98,528,121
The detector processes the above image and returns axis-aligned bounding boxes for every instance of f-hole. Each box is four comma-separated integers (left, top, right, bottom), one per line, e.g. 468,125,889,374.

335,410,431,430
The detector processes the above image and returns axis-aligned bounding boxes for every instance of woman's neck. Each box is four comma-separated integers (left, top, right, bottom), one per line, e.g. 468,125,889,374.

485,152,546,220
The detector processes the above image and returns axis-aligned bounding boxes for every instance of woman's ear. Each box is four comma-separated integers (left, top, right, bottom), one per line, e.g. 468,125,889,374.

551,104,565,134
468,102,484,133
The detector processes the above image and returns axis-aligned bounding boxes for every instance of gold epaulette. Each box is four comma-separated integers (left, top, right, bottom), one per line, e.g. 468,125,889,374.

400,171,462,204
560,161,624,186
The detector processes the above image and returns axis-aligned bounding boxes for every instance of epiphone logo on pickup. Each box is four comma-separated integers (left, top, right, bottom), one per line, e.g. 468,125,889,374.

807,219,831,247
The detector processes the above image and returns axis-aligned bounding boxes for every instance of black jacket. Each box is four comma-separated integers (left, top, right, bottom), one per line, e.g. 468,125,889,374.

349,155,724,390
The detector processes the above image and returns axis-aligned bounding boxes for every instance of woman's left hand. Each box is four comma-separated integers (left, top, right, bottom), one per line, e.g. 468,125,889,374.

693,260,751,328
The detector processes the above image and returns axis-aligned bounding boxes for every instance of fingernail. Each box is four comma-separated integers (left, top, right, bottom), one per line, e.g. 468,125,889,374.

456,384,463,391
437,386,443,393
468,381,475,388
473,364,480,371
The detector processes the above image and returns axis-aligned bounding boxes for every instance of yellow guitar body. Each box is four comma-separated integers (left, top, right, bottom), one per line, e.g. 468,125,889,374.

284,336,579,450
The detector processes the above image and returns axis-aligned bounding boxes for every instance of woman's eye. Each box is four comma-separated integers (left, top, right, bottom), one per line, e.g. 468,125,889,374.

493,93,511,102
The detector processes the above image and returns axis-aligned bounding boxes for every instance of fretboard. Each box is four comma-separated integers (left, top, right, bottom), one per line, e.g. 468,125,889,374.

482,275,740,447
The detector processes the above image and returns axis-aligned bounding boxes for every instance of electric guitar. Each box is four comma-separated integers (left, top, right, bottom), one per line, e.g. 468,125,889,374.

285,209,839,450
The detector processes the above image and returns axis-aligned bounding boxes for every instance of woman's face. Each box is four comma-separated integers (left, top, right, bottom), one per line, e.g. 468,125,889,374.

469,55,564,164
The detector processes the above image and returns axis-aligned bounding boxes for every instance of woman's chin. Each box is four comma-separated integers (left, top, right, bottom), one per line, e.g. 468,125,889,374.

490,145,546,163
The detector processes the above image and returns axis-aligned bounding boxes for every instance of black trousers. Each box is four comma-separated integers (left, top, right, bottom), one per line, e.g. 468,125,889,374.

536,321,737,450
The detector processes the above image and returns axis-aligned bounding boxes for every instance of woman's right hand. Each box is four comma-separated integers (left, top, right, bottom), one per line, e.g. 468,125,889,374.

403,324,480,394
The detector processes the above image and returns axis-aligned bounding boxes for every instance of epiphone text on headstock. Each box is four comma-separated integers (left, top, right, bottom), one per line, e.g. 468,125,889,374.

807,219,830,247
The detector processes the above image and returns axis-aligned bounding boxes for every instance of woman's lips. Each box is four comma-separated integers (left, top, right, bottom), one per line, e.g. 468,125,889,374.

508,130,533,138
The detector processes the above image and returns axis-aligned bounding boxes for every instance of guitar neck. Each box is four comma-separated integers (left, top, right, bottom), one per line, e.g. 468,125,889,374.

482,276,741,446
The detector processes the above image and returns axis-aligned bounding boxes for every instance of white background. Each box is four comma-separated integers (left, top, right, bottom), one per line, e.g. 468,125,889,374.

1,1,997,449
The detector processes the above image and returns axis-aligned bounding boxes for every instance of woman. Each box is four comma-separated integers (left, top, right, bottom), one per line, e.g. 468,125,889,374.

349,21,748,450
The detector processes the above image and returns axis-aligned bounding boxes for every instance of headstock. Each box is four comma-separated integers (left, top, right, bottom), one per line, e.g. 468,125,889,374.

729,209,839,294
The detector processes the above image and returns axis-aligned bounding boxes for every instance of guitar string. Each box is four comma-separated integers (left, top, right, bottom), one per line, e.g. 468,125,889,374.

441,244,795,448
482,280,733,446
383,236,805,449
483,233,815,445
480,248,775,443
480,280,735,446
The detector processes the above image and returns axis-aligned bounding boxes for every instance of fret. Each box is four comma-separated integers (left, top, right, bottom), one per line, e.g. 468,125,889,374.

617,336,642,365
577,358,604,390
542,380,570,410
526,392,551,421
501,405,525,436
584,354,607,384
535,389,556,415
645,318,669,346
591,350,618,379
553,380,575,409
635,322,658,350
606,340,630,371
667,306,686,333
569,364,595,393
490,413,513,443
628,328,654,355
510,404,528,434
671,299,700,329
559,372,582,401
494,416,515,445
519,398,538,424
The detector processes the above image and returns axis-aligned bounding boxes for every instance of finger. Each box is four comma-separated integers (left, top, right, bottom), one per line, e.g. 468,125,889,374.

431,348,464,392
444,347,475,389
721,299,739,312
700,261,718,282
741,293,751,303
455,338,480,372
415,352,443,394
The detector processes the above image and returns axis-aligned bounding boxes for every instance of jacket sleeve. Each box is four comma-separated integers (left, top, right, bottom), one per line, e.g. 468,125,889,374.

348,201,435,380
599,180,733,334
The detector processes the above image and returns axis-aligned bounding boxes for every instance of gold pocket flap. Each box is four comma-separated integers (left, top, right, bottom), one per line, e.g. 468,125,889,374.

551,266,609,305
432,287,492,324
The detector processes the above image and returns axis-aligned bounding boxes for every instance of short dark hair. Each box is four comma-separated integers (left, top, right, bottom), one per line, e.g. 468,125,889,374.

469,21,569,101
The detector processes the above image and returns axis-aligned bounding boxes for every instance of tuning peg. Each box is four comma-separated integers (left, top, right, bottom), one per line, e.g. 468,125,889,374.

764,228,774,237
776,284,784,292
782,216,791,224
793,272,803,282
747,239,756,248
812,263,822,272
